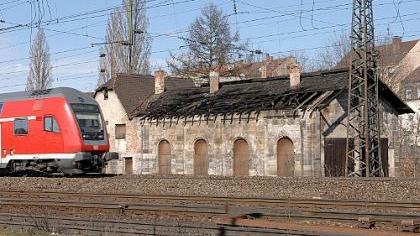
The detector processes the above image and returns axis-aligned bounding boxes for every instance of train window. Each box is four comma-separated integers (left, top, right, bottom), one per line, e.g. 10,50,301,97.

14,118,28,135
44,116,60,133
115,124,126,139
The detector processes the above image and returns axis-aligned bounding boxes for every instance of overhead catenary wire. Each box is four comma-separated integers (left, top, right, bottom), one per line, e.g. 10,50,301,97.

0,0,418,91
0,0,198,34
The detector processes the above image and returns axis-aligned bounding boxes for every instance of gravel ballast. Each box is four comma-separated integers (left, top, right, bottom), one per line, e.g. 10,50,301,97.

0,175,418,202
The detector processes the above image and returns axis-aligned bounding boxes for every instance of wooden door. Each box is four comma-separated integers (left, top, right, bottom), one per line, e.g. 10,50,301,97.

381,138,389,177
194,139,208,175
158,140,171,175
324,138,347,177
233,139,249,176
277,138,294,176
324,138,389,177
124,157,133,175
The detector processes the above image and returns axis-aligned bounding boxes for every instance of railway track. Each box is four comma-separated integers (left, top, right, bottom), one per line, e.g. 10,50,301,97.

0,190,418,235
0,213,414,236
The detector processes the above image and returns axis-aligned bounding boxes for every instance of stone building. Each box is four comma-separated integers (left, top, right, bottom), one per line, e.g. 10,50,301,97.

398,68,420,176
96,67,412,177
94,73,194,174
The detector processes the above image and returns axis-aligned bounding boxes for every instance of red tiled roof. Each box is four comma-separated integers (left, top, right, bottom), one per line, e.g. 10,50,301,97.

337,39,419,68
404,67,420,82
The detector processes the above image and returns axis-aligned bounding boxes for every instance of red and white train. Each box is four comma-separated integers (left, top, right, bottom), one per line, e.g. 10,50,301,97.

0,87,117,175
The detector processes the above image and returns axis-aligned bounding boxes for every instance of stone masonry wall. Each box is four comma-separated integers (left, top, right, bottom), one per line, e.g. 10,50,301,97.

97,92,403,177
136,110,322,177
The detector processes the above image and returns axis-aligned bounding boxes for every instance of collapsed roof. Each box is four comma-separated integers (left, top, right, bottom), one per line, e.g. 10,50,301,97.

139,68,413,121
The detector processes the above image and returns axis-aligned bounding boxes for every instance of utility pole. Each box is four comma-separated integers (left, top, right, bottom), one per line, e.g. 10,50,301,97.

345,0,382,177
127,0,134,72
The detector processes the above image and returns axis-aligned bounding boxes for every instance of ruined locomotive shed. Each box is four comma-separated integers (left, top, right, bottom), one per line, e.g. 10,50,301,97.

112,68,411,177
139,68,409,121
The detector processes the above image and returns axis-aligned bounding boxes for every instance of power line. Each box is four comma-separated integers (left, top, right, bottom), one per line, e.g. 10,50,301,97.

0,46,94,65
0,0,197,35
0,58,99,77
0,19,108,51
0,71,98,89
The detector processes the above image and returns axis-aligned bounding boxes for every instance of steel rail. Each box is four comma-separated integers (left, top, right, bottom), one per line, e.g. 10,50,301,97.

1,189,420,206
0,212,380,236
0,190,418,230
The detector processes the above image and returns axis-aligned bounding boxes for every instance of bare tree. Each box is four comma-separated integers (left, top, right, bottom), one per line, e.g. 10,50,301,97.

289,51,313,73
167,3,246,77
26,28,52,91
99,0,151,86
313,32,351,71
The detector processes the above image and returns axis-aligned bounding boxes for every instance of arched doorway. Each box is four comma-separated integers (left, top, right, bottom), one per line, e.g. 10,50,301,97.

233,138,249,176
194,139,208,175
158,140,171,175
277,138,294,176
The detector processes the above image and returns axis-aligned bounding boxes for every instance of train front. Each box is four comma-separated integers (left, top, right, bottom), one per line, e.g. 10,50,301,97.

68,102,118,175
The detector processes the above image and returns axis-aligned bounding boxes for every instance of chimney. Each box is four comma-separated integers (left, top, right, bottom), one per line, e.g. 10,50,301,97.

154,70,166,95
287,63,301,89
260,64,267,78
209,71,220,94
265,53,273,63
392,36,402,53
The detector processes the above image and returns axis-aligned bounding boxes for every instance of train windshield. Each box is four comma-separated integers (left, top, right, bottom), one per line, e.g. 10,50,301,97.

71,104,104,140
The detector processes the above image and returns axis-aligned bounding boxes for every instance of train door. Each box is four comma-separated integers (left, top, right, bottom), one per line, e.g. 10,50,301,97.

0,103,8,170
0,123,3,168
42,116,63,154
0,123,7,175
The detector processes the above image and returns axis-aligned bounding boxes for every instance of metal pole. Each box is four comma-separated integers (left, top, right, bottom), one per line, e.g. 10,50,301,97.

346,0,382,177
128,0,133,72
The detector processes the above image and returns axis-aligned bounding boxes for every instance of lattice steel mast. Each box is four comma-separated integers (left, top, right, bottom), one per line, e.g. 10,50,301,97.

345,0,382,177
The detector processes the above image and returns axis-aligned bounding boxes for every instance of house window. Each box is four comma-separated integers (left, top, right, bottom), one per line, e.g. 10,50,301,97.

406,89,413,100
14,118,28,135
44,116,60,132
115,124,126,139
104,90,108,100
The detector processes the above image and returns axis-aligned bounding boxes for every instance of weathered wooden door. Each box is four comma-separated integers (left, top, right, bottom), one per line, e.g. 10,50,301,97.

324,138,347,177
324,138,389,177
277,138,294,176
158,140,171,175
194,139,208,175
124,157,133,175
381,138,389,177
233,139,249,176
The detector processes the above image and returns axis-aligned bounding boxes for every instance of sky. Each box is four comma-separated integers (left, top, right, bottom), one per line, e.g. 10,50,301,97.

0,0,419,93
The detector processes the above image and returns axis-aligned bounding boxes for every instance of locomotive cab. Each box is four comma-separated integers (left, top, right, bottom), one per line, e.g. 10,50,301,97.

67,103,117,174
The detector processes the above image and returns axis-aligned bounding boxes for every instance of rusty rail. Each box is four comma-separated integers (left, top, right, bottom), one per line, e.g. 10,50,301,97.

0,190,418,234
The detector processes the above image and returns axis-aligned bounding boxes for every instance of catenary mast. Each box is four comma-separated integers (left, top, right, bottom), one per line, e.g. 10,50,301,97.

345,0,383,177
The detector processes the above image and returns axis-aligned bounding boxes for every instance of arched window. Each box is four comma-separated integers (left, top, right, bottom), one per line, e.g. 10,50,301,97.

233,138,249,176
194,139,208,175
277,138,294,176
158,140,171,175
